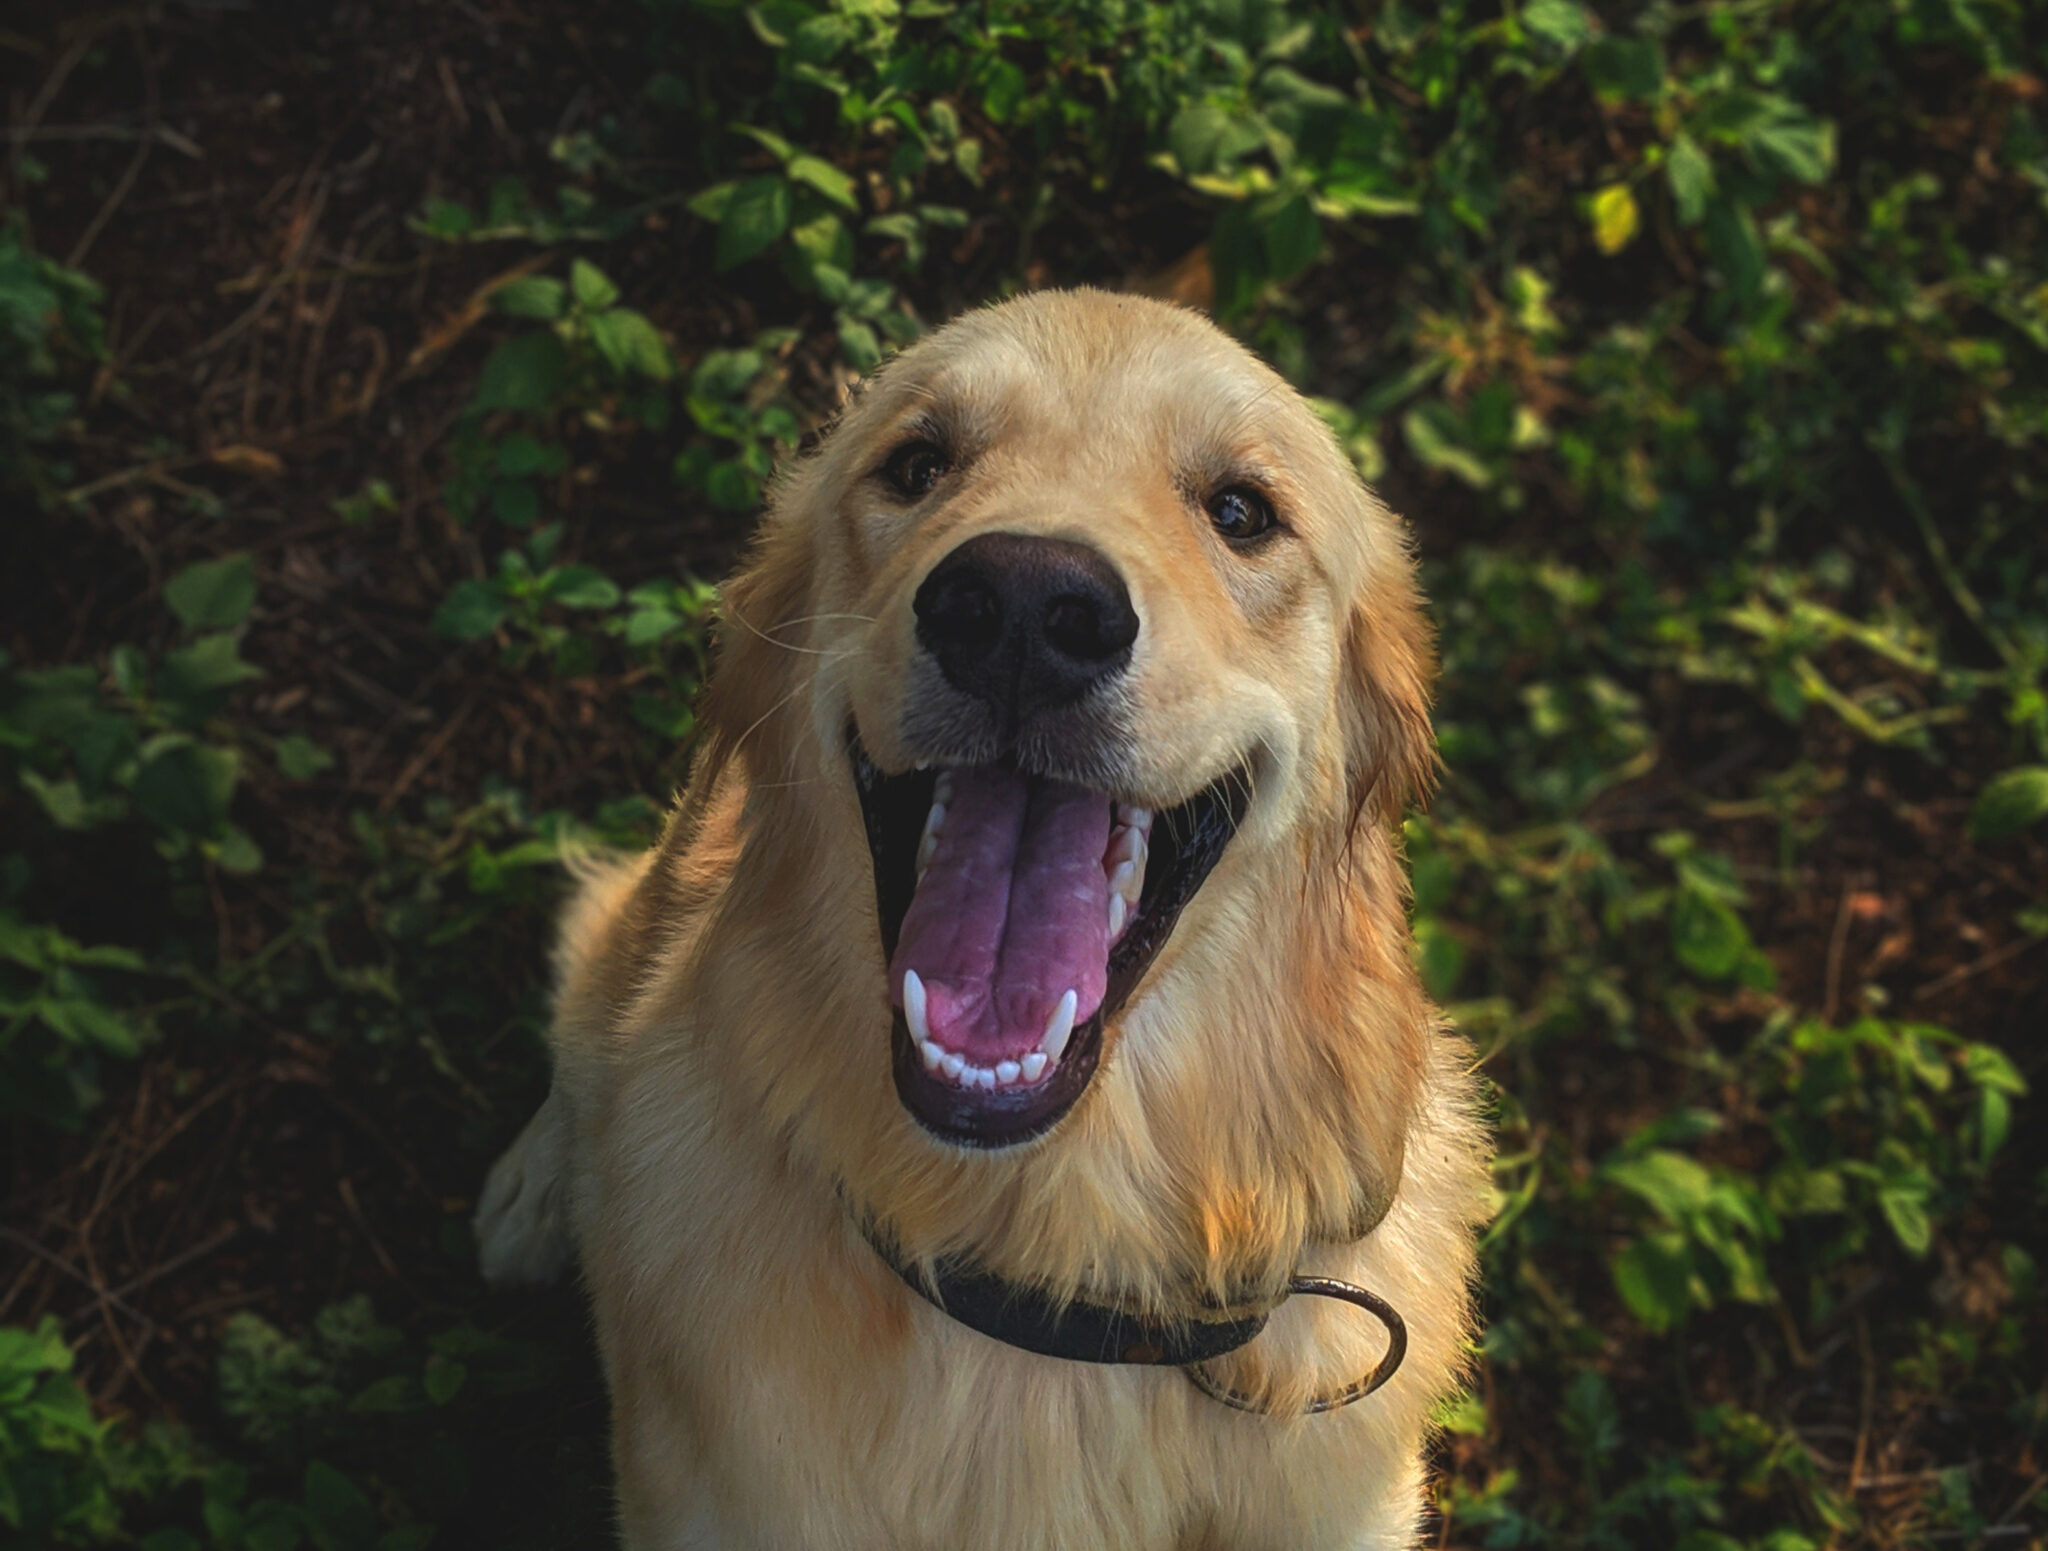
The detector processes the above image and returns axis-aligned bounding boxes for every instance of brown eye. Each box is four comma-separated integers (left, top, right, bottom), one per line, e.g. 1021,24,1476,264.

1208,486,1277,544
883,441,950,499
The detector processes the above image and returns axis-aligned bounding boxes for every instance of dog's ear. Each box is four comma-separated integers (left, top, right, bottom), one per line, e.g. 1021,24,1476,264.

696,517,813,783
1338,554,1438,833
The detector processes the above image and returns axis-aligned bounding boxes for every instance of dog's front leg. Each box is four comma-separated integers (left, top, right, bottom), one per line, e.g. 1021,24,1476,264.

474,1087,576,1286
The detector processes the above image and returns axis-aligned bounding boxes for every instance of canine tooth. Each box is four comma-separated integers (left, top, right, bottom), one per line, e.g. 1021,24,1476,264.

933,772,955,805
996,1059,1021,1085
921,1039,945,1071
923,802,946,837
1110,859,1140,902
1021,1051,1048,1082
1108,893,1126,938
1107,826,1143,867
1040,989,1077,1062
917,832,938,876
903,970,931,1043
940,1051,964,1080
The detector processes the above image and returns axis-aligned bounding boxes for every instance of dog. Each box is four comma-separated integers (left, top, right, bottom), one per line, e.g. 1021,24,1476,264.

474,288,1491,1549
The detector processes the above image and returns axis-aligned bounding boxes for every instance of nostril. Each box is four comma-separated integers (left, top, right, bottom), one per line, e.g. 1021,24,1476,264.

916,572,1003,654
1042,593,1134,663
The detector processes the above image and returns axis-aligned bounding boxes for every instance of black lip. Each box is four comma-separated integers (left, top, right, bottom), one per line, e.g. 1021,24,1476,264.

851,735,1249,1149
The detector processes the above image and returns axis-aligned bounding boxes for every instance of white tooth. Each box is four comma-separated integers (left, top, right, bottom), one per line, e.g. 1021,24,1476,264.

917,832,938,874
1039,989,1077,1062
1108,892,1126,938
940,1051,965,1080
1118,805,1152,832
915,758,932,770
1020,1051,1048,1082
1110,859,1139,902
921,1039,944,1071
1107,826,1141,867
923,802,946,837
903,970,930,1043
996,1060,1021,1085
933,772,955,805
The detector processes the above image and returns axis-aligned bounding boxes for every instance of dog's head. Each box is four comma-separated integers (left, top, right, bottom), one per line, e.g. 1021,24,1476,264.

696,290,1436,1296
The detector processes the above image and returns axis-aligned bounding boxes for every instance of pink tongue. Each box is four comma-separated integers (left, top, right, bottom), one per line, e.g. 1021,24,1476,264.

889,768,1112,1064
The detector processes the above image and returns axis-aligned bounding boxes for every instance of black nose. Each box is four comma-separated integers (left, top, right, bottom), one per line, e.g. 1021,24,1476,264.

913,533,1139,729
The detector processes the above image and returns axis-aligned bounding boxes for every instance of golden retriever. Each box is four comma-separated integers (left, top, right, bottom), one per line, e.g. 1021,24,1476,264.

474,288,1491,1549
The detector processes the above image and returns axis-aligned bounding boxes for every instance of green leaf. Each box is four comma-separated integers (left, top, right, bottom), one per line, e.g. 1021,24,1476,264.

494,434,568,478
1606,1150,1715,1221
980,58,1026,123
1612,1231,1694,1332
165,554,258,629
472,332,567,413
157,633,263,724
1969,766,2048,841
214,824,264,875
489,479,541,527
837,317,882,373
569,258,620,310
490,275,566,320
1703,195,1765,299
431,580,507,641
1258,192,1322,280
1878,1184,1932,1256
423,1355,467,1404
715,177,792,270
786,154,858,210
1672,885,1750,980
1581,37,1663,101
132,740,239,836
1666,133,1715,225
1521,0,1594,51
304,1460,378,1551
589,308,675,380
1748,104,1836,185
1167,104,1234,175
1402,403,1493,488
545,565,622,610
36,994,143,1055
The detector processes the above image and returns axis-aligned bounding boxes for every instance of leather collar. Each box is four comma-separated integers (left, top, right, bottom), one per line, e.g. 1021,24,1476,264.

859,1218,1273,1366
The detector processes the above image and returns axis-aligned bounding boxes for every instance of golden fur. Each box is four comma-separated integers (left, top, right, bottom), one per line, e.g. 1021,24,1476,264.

475,289,1491,1549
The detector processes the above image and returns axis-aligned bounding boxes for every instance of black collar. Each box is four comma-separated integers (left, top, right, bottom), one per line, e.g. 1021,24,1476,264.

859,1218,1273,1367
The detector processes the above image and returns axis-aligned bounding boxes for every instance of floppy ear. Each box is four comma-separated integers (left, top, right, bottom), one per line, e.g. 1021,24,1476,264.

1339,555,1439,832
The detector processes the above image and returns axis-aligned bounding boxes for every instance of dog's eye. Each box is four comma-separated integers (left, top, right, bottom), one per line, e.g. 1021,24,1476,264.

883,441,950,499
1208,486,1277,544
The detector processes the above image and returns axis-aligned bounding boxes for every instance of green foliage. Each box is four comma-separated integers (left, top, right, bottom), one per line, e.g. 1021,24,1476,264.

0,217,103,496
0,1319,201,1546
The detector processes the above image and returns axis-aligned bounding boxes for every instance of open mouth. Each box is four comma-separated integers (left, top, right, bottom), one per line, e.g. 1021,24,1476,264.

852,736,1249,1148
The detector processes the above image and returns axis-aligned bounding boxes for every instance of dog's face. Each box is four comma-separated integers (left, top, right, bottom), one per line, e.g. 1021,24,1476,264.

703,291,1434,1278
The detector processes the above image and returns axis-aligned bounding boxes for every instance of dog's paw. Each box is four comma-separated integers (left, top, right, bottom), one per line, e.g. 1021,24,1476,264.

474,1095,575,1287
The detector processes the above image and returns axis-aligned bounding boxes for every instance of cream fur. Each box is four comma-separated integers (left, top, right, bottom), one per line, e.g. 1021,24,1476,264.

476,290,1492,1550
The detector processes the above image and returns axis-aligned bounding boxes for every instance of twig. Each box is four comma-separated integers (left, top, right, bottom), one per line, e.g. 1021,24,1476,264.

71,1223,240,1325
1823,881,1856,1027
1911,933,2048,1002
0,1226,157,1334
9,29,92,183
66,23,156,270
1877,446,2020,670
377,694,478,813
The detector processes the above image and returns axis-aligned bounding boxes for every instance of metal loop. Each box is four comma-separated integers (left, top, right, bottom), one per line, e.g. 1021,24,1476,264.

1183,1275,1407,1417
